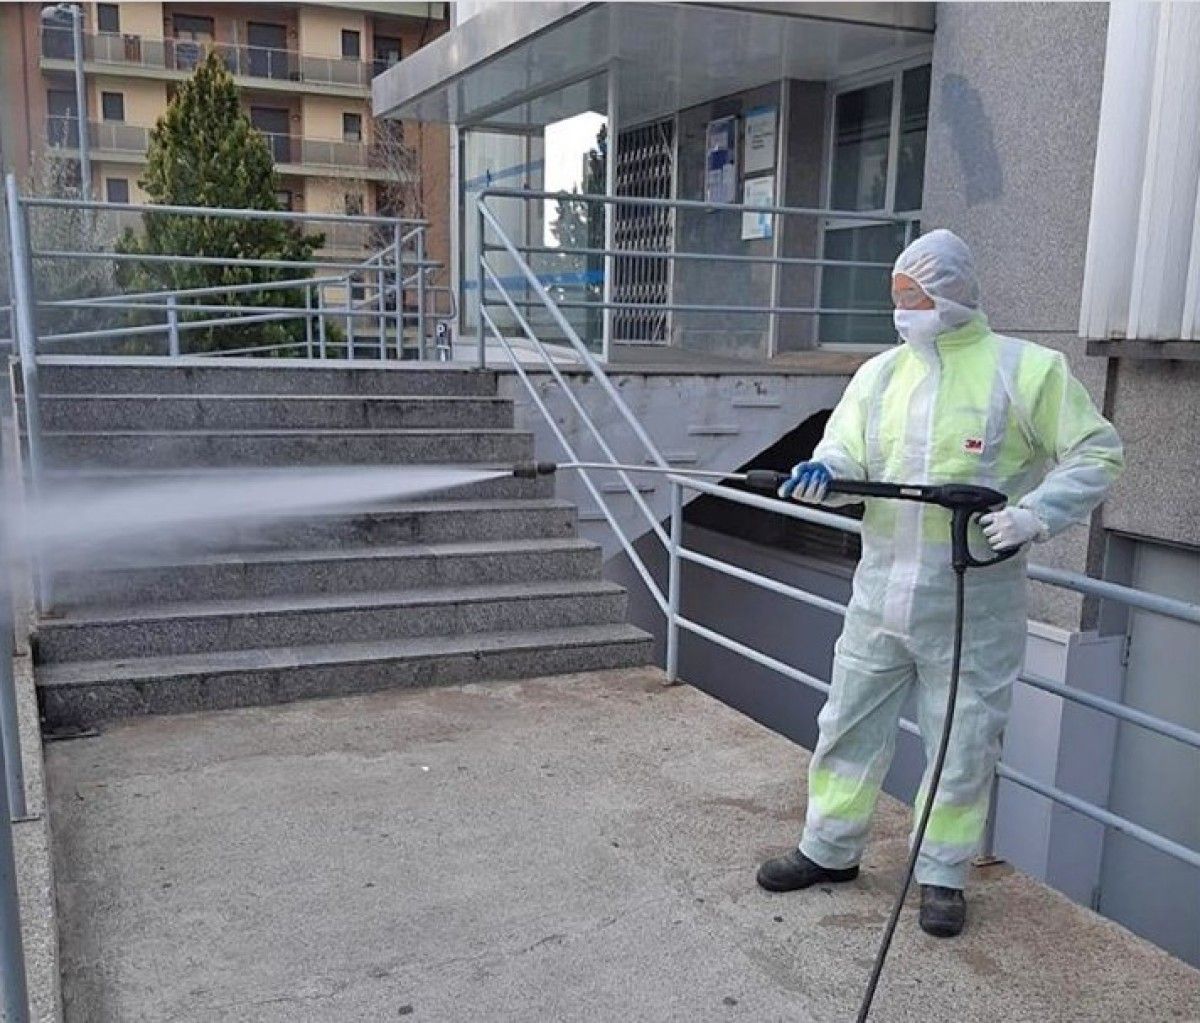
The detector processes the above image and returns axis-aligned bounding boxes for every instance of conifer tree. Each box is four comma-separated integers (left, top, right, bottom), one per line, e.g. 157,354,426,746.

117,52,322,353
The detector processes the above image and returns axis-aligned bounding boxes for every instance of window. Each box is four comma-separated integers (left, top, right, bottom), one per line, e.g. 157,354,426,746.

173,14,214,40
373,35,401,76
105,178,130,203
344,193,364,216
342,113,362,142
819,63,931,346
275,189,293,211
97,3,120,33
101,92,125,122
46,89,77,146
341,30,360,59
172,13,214,70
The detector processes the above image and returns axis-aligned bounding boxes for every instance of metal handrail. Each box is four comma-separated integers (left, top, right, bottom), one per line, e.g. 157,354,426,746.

23,195,426,228
481,186,918,223
476,192,1200,884
665,472,1200,871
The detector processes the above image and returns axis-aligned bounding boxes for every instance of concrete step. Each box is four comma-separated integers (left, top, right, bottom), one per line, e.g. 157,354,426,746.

40,429,534,469
53,538,604,608
37,623,655,727
42,468,556,504
34,357,498,398
36,580,629,663
42,496,578,558
34,394,515,432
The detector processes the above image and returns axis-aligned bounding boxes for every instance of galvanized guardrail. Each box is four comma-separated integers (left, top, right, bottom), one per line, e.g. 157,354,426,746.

476,186,920,360
478,191,1200,888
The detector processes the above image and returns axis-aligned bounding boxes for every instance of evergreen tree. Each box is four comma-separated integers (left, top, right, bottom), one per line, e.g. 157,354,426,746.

116,52,322,353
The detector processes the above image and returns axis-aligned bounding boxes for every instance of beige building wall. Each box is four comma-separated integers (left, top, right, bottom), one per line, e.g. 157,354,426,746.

95,162,149,202
304,177,374,215
86,2,166,38
89,77,168,127
297,5,366,58
302,95,367,141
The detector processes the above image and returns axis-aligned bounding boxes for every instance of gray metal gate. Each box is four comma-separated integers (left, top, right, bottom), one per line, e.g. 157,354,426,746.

613,119,675,344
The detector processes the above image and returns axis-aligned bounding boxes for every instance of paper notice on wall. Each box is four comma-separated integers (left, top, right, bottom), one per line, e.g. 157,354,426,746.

742,175,775,240
705,115,738,205
743,106,777,175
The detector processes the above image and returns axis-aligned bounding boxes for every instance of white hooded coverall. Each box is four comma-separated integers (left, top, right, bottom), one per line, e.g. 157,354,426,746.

798,230,1124,889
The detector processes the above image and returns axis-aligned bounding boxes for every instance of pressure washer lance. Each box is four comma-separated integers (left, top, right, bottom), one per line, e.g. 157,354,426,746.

511,460,1021,1020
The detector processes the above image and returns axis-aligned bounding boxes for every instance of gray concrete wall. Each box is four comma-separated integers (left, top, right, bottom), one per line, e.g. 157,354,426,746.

1103,359,1200,549
673,82,782,359
921,1,1111,629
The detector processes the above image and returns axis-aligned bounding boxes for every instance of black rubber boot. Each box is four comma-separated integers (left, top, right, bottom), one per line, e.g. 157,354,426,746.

756,849,859,892
919,885,966,937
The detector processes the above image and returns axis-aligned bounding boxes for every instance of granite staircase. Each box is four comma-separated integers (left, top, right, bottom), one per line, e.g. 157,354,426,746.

27,357,652,727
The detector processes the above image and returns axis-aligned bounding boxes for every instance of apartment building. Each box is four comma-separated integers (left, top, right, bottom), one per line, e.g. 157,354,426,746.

0,1,450,264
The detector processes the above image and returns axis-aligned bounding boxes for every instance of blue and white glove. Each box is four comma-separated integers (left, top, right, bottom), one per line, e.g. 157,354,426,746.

778,461,832,504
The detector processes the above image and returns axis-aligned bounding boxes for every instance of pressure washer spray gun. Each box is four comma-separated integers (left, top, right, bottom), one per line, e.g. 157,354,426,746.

738,472,1021,573
512,460,1022,1020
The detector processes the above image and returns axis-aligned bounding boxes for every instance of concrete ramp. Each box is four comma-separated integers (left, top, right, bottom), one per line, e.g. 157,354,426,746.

46,668,1198,1022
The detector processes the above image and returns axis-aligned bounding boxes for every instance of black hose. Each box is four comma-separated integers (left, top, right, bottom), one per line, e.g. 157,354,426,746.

855,567,967,1022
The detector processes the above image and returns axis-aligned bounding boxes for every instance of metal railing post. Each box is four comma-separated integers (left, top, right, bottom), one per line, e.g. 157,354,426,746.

4,176,49,613
166,293,180,357
316,286,328,358
666,480,683,684
392,222,403,359
416,227,427,360
476,200,486,369
975,745,1005,867
0,587,25,825
376,262,385,360
304,285,314,359
0,705,29,1023
344,277,355,360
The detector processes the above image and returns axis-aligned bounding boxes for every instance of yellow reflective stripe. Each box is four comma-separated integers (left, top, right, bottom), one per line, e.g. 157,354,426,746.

809,767,878,821
916,795,989,847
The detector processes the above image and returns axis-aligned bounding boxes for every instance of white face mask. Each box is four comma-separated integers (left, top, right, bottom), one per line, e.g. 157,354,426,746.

893,308,942,349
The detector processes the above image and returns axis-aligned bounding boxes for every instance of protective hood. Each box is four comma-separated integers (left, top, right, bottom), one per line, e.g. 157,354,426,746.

893,229,982,353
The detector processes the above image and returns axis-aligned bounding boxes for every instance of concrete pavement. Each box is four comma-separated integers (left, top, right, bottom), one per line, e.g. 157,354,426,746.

45,667,1200,1022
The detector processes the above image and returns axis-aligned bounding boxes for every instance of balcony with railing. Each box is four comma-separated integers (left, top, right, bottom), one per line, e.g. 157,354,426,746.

44,118,404,181
41,26,376,92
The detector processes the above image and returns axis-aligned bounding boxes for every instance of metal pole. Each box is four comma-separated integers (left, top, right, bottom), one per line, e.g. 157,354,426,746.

602,67,617,362
0,589,25,825
316,285,327,358
166,294,179,357
476,201,486,369
4,176,49,614
392,222,403,359
975,765,1004,867
376,263,385,360
666,480,683,683
71,4,91,203
416,228,427,360
303,285,313,359
0,711,29,1023
345,277,355,360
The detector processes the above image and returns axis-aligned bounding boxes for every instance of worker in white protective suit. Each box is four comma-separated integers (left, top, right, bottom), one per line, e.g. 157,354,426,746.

756,229,1124,937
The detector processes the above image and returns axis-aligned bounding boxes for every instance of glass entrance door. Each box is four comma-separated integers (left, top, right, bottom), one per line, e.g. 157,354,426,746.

461,72,610,355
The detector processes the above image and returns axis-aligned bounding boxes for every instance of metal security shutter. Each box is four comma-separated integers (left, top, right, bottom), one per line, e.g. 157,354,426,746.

613,118,675,344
